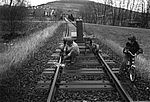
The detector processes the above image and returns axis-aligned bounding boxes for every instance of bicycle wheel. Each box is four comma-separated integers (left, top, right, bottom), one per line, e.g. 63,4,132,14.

129,66,136,82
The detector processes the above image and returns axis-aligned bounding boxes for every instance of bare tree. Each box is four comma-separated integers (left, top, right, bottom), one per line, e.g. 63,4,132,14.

0,0,29,41
145,0,150,27
102,0,107,24
117,0,123,26
79,0,149,28
1,0,29,6
127,0,135,21
132,0,141,21
139,0,148,27
91,2,99,23
111,0,117,25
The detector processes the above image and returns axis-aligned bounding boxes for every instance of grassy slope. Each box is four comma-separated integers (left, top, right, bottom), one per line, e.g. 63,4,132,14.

0,21,62,73
49,2,82,9
0,21,55,53
85,23,150,59
85,23,150,80
44,1,83,11
0,23,65,101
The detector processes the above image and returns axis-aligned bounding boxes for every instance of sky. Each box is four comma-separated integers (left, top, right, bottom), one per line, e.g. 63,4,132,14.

29,0,56,6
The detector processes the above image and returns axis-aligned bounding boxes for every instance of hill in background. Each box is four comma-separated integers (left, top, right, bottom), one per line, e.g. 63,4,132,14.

35,0,93,19
37,0,149,28
39,0,91,11
57,0,89,3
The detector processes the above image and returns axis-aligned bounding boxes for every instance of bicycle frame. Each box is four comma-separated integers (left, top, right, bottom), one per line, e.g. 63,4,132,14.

123,48,143,82
126,54,136,82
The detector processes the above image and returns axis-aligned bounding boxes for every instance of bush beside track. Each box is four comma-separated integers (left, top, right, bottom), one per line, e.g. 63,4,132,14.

0,23,65,102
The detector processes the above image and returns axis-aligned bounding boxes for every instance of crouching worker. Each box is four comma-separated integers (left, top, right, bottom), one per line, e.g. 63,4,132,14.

63,37,80,64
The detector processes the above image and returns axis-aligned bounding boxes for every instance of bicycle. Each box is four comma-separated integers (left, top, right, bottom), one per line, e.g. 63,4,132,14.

125,50,137,82
122,49,142,82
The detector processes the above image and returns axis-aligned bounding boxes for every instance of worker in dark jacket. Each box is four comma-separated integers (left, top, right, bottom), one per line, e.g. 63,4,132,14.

120,36,143,72
127,36,140,54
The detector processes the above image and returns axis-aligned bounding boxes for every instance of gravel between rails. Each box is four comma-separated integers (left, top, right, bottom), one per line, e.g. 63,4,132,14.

60,73,108,81
0,22,66,102
54,89,122,101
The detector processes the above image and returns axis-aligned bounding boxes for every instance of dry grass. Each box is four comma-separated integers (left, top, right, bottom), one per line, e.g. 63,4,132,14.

85,23,150,80
0,22,61,73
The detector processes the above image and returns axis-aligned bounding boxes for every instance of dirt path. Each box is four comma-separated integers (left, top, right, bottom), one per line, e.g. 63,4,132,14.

0,21,62,73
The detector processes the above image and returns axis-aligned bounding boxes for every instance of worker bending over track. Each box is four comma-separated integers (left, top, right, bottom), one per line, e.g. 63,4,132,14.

59,37,80,64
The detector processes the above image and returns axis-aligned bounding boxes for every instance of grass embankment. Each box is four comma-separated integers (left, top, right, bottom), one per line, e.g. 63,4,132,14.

0,21,61,74
0,22,65,102
0,21,55,39
85,23,150,80
0,21,55,53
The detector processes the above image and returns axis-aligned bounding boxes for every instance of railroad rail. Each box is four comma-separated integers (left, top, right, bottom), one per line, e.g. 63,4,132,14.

34,18,137,102
94,48,133,102
42,18,134,102
47,46,133,101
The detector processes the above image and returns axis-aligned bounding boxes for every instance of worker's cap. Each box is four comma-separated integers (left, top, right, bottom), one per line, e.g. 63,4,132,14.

63,37,73,44
126,42,131,46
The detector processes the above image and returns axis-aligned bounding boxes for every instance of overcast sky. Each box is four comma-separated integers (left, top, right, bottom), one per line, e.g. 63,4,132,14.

29,0,55,6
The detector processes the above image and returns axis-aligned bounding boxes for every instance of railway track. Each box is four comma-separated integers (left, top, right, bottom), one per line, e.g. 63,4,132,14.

34,18,150,102
34,18,133,102
44,39,134,102
1,17,150,102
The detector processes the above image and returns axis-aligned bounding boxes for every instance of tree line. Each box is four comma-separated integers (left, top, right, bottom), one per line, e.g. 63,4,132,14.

78,0,150,28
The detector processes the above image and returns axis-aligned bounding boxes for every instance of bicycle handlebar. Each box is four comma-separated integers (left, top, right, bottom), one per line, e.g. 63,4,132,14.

124,49,137,57
128,51,136,57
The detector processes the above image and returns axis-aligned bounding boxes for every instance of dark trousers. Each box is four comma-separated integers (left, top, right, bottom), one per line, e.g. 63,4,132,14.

120,54,133,73
65,51,78,62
